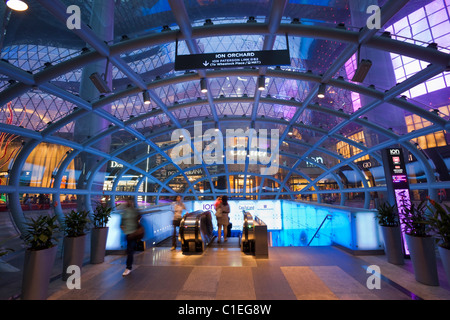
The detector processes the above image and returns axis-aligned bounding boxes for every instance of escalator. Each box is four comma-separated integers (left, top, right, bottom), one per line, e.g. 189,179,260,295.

179,210,214,253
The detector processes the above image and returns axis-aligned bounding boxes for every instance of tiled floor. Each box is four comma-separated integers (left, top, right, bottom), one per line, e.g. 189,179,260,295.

45,237,450,301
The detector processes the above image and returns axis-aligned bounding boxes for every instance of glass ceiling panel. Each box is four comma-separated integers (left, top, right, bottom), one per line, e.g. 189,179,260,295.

214,102,251,117
171,104,212,121
266,76,309,101
112,0,178,39
51,67,83,96
197,34,265,54
306,108,346,132
153,80,202,105
1,45,83,74
122,43,176,83
109,93,157,121
257,102,296,121
185,0,272,22
1,90,75,131
360,102,408,135
209,76,257,98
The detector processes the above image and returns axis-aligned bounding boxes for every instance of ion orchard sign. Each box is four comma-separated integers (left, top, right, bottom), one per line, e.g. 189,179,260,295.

175,49,291,71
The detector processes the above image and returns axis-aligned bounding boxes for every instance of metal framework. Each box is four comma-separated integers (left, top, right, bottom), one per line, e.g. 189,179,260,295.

1,0,450,233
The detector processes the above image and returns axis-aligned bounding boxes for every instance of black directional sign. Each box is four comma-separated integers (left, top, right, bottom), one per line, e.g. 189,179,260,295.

174,49,291,71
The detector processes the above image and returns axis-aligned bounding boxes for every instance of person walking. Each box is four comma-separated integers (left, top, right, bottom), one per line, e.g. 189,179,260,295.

120,197,141,276
171,195,185,251
216,195,230,243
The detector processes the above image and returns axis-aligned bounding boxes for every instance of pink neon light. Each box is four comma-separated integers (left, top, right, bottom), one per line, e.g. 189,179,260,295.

394,188,411,255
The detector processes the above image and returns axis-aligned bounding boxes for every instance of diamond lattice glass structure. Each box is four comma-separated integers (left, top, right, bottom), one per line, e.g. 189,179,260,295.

0,0,449,235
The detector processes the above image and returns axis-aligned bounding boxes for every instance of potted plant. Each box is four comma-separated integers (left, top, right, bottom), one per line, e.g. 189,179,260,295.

428,199,450,285
376,202,404,265
402,200,439,286
22,215,59,300
62,210,90,281
90,202,112,264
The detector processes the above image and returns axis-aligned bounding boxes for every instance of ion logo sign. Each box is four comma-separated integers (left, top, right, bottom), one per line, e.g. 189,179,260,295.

389,149,400,155
202,203,216,211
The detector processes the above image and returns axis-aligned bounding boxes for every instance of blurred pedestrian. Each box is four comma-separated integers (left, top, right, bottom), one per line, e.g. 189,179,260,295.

171,195,185,251
120,197,142,276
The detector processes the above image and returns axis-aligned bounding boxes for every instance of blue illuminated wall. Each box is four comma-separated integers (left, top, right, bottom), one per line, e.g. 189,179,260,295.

278,201,383,251
105,200,383,252
192,199,282,231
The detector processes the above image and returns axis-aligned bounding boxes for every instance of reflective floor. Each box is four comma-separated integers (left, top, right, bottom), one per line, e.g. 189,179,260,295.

44,237,450,300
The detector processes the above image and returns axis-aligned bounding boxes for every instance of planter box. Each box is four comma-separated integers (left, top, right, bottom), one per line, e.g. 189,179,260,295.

405,234,439,286
22,246,57,300
381,225,404,265
438,245,450,286
90,227,109,264
62,234,87,281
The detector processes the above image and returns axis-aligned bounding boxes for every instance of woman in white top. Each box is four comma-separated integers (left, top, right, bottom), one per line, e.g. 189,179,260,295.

171,195,185,250
216,195,230,243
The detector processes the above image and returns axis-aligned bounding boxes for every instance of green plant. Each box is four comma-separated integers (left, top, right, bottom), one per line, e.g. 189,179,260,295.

23,215,60,251
64,210,91,237
427,200,450,250
0,247,13,258
92,202,112,228
402,200,432,237
0,236,16,257
376,202,399,227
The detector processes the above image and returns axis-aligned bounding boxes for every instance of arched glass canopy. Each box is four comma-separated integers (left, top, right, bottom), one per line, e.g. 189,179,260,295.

0,0,450,233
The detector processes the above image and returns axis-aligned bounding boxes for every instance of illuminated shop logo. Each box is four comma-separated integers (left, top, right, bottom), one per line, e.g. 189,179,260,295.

238,205,255,211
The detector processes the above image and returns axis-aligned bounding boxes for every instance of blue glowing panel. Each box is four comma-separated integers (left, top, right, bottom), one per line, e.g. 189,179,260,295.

106,213,125,250
194,200,282,230
355,211,382,250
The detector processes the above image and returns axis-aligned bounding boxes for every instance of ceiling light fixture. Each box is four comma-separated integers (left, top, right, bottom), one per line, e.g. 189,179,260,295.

200,78,208,93
6,0,28,11
143,91,151,105
258,75,266,91
317,83,326,99
351,45,372,83
89,72,111,93
352,59,372,83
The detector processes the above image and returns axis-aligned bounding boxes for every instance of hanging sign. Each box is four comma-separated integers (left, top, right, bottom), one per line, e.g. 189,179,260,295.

174,36,291,71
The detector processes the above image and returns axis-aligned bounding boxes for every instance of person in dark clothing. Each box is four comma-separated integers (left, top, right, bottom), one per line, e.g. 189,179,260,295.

120,198,140,276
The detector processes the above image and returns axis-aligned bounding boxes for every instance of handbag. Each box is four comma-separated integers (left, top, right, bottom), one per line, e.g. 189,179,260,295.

215,207,222,218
